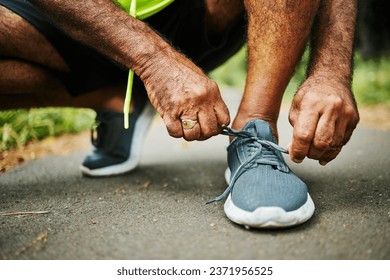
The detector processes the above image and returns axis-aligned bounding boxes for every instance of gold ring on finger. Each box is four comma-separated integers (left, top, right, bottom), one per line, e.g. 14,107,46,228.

181,119,197,130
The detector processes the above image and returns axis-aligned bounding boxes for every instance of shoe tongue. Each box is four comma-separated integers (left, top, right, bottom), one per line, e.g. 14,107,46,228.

244,119,275,142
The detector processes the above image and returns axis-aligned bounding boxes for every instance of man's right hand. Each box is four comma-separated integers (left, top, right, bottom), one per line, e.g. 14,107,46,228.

28,0,229,141
139,50,230,141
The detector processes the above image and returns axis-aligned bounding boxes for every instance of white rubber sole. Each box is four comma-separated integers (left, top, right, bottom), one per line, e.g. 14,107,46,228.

224,168,315,228
80,102,155,177
224,193,315,228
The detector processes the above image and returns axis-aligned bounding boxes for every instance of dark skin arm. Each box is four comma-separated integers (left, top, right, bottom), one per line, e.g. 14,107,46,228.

29,0,230,140
288,0,360,165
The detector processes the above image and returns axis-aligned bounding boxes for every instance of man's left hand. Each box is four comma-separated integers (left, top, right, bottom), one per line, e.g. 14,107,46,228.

288,76,360,165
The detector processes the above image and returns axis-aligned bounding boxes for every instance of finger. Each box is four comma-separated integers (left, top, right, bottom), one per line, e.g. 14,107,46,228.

181,114,201,141
163,114,183,138
307,113,335,160
198,110,219,140
318,147,342,165
289,112,319,163
317,111,354,165
331,118,347,147
213,98,230,130
288,102,299,127
315,119,344,165
317,117,353,165
343,119,358,145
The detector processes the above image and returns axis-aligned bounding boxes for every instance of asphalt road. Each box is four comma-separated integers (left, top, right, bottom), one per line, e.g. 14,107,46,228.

1,89,389,260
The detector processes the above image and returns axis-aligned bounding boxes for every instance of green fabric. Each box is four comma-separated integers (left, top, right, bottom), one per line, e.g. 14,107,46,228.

114,0,175,19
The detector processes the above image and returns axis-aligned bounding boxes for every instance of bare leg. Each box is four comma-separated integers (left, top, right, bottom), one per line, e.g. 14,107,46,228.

232,0,320,141
204,0,320,141
0,5,125,111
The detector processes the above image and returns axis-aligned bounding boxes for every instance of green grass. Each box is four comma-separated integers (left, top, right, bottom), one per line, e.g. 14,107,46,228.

352,55,390,107
0,48,389,151
0,108,95,151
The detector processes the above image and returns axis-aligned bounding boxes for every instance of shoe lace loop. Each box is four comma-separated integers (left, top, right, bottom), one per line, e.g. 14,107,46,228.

207,126,289,204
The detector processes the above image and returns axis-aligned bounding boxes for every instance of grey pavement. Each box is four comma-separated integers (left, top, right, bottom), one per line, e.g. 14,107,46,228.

0,89,389,260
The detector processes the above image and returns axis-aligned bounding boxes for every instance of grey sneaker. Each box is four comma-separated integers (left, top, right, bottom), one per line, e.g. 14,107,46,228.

208,119,315,228
80,98,155,177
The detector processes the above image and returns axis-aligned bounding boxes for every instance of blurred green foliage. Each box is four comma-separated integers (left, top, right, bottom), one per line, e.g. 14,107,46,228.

352,55,390,106
0,108,95,151
209,47,248,91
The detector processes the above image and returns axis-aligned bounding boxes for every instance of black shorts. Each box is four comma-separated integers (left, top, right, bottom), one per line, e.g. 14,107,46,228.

0,0,246,96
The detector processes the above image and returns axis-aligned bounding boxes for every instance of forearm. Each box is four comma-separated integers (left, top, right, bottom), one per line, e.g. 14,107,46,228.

308,0,357,85
288,0,359,165
29,1,229,141
29,0,175,77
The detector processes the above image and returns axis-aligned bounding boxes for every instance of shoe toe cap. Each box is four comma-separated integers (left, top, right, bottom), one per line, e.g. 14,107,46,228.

82,152,126,170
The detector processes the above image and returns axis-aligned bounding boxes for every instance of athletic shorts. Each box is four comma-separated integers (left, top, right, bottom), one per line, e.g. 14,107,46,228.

0,0,246,96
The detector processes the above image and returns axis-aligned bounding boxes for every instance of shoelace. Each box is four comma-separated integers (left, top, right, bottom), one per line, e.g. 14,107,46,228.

206,126,289,204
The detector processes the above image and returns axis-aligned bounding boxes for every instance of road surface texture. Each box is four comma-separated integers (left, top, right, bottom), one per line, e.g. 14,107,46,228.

1,89,389,259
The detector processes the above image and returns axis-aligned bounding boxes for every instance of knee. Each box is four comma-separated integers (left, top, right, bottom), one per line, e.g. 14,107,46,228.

204,0,245,32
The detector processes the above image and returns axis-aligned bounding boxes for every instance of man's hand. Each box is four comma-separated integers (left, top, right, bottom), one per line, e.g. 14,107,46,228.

288,0,358,165
140,51,230,141
27,0,229,141
288,76,359,165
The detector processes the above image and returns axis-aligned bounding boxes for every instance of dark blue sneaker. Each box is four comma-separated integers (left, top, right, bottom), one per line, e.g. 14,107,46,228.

80,98,155,177
208,119,315,228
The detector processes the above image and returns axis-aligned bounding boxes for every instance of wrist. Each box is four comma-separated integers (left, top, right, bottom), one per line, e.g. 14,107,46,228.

305,70,352,89
296,74,358,112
